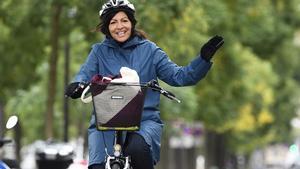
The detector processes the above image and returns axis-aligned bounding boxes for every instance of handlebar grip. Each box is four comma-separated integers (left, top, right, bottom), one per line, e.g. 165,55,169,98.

81,85,92,103
0,139,12,147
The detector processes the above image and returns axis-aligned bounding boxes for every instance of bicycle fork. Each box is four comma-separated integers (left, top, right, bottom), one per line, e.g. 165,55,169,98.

104,131,131,169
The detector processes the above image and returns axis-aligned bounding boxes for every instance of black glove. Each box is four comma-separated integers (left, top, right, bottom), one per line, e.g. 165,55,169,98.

200,35,224,61
65,82,89,99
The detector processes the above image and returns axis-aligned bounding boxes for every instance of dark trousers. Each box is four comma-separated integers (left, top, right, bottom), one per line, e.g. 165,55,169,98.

89,132,154,169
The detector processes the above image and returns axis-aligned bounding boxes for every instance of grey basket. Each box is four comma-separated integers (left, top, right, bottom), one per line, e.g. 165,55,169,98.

90,83,146,131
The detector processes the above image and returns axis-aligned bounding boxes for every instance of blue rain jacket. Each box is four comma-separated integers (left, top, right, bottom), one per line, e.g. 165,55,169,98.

73,36,212,166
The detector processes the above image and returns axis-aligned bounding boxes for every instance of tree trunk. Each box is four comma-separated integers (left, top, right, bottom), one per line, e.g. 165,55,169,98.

205,130,227,169
0,102,4,138
45,3,62,139
63,37,70,142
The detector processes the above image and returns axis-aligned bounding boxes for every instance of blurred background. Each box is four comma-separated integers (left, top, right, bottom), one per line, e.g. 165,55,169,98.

1,0,300,169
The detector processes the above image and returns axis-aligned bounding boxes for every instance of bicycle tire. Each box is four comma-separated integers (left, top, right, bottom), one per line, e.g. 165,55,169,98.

111,163,122,169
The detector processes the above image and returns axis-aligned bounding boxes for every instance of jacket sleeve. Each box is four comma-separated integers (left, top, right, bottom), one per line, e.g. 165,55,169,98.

153,47,212,86
73,45,100,83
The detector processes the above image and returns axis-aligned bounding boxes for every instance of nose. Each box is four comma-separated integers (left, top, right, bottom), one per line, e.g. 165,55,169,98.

116,21,123,29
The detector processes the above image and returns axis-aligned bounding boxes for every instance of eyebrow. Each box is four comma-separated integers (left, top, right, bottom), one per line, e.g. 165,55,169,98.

110,17,129,22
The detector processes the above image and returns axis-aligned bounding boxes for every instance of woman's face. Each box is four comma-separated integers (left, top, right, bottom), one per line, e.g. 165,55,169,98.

109,11,132,43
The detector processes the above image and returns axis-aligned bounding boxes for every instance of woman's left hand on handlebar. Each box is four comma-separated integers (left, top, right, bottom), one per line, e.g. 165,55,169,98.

65,82,89,99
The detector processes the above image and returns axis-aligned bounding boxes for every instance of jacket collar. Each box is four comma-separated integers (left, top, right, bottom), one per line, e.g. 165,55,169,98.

102,35,146,49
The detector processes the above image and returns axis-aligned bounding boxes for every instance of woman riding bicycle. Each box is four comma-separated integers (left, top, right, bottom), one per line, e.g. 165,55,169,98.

65,0,224,168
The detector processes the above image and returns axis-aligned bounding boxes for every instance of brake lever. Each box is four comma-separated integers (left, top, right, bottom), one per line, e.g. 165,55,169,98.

160,90,181,103
147,80,181,103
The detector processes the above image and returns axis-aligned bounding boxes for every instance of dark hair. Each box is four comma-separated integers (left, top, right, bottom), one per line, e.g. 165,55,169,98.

95,8,147,39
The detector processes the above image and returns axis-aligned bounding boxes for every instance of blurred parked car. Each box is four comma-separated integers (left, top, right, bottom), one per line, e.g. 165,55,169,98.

35,140,74,169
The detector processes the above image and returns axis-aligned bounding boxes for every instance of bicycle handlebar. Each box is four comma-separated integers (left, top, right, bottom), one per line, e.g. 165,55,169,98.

146,80,181,103
80,79,181,103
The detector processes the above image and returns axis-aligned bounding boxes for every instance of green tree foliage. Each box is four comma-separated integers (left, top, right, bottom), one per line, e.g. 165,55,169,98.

5,29,92,142
1,1,300,168
0,0,49,102
5,64,48,144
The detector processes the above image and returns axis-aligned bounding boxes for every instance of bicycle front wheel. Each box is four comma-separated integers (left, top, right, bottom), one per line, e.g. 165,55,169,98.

111,163,122,169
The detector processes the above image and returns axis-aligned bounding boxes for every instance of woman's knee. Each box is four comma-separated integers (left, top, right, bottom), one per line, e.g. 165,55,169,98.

124,133,151,155
124,133,154,169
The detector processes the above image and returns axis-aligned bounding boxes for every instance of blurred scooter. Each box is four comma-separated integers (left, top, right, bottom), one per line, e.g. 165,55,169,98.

0,116,20,169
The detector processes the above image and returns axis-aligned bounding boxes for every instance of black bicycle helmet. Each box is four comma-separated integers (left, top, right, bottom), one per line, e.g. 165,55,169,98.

99,0,135,17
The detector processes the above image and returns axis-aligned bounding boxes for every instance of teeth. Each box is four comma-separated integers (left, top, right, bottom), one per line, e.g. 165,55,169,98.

117,32,125,36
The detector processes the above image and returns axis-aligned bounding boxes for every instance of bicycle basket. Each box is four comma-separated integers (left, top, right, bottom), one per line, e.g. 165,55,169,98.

90,82,146,131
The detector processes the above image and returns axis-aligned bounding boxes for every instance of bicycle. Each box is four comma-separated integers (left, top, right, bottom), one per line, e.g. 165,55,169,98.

80,77,180,169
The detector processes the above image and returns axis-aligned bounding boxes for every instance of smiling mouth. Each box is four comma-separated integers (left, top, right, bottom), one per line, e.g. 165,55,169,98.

116,31,126,37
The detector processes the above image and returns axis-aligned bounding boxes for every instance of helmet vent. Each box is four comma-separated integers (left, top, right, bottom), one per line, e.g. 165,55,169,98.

99,0,135,16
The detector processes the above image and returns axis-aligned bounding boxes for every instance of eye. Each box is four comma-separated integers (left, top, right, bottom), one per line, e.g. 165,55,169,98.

110,21,116,25
122,19,129,23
